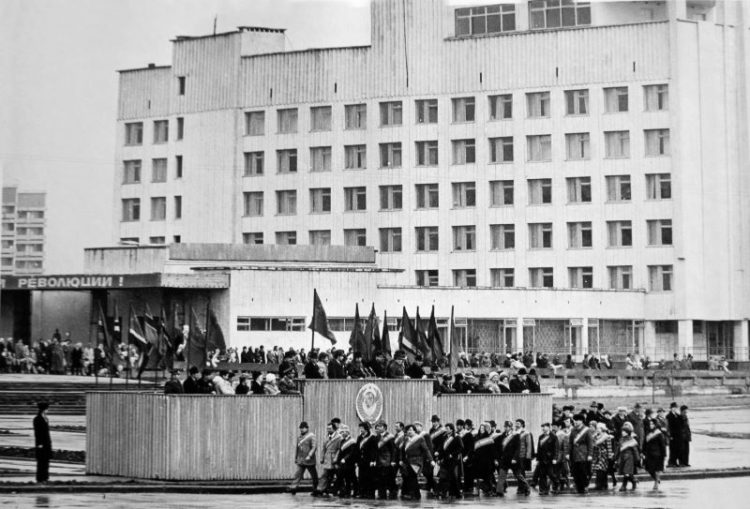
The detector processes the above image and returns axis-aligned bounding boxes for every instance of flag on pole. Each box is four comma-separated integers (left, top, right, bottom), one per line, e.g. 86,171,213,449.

414,307,432,364
206,306,226,352
308,289,337,344
128,304,147,347
449,306,460,376
97,302,119,366
188,306,207,368
348,303,367,355
381,310,392,356
398,307,418,359
362,303,381,361
427,305,444,364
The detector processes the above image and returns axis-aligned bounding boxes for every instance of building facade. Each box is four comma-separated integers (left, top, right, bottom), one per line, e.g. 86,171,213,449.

1,186,46,276
112,0,750,360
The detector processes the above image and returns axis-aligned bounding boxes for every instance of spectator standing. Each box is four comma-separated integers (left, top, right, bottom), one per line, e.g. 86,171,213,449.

33,402,52,483
164,370,184,394
182,366,201,393
643,416,667,490
666,402,682,467
679,405,691,466
616,422,640,491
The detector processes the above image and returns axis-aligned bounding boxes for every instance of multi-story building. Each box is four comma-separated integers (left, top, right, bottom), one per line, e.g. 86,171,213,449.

1,186,46,276
112,0,750,360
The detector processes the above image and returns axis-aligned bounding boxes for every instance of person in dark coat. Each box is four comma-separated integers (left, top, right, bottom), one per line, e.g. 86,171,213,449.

527,369,542,393
400,424,432,500
414,421,436,494
33,402,52,483
509,368,529,393
494,421,518,496
611,406,628,447
405,355,426,379
182,366,201,393
643,417,667,490
616,422,641,491
164,369,184,394
534,422,558,495
471,422,496,495
327,350,347,379
568,413,593,494
334,425,359,497
278,351,298,379
436,423,463,499
458,419,476,496
374,420,398,499
679,405,691,467
626,403,645,448
666,402,683,466
303,352,323,379
356,421,378,498
386,350,407,378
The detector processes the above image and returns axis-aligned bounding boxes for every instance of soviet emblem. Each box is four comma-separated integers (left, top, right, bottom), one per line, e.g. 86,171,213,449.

355,383,384,424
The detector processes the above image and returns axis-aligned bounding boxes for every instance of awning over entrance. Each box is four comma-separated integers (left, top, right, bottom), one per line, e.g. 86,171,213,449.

0,272,229,291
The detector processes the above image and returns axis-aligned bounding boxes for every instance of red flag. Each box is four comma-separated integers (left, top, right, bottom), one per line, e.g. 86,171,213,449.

308,289,337,344
381,310,392,356
362,303,381,361
348,304,367,355
128,304,147,347
449,306,460,376
187,306,207,368
398,307,418,359
427,305,444,364
415,307,432,363
206,307,226,352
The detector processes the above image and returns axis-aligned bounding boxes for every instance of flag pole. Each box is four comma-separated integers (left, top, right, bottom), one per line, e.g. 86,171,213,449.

449,305,455,378
125,304,130,387
205,298,211,367
186,304,191,371
310,290,316,351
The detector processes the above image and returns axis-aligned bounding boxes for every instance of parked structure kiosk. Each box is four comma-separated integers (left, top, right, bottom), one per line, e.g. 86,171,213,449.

86,380,551,481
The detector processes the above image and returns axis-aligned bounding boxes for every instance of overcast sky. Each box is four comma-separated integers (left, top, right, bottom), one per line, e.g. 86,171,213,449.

0,0,371,273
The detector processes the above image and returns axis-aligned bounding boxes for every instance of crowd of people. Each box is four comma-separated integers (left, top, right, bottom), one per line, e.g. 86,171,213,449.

288,400,692,500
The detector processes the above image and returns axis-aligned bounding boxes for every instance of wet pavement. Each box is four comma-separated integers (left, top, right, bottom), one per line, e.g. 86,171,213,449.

1,477,749,508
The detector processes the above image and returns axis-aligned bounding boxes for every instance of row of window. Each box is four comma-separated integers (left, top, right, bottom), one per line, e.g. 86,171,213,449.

1,209,45,221
239,174,671,220
413,264,672,292
238,217,672,252
1,258,43,270
125,118,184,146
1,224,44,236
122,196,182,222
240,85,667,137
123,156,183,184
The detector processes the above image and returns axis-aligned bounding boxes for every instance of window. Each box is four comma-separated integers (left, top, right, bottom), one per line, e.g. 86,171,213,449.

527,135,552,161
529,0,591,29
608,265,632,290
2,223,15,234
345,104,367,129
526,92,550,118
379,228,402,252
452,97,475,122
276,190,296,215
416,140,438,166
243,317,306,332
244,151,264,176
604,87,629,113
151,158,167,182
489,180,514,206
647,219,673,246
309,230,331,246
607,220,633,247
655,320,677,334
604,131,630,158
416,183,439,209
124,122,143,145
277,108,298,133
177,76,186,95
174,196,182,219
452,182,476,207
416,270,439,287
309,188,331,214
568,221,592,248
529,222,553,249
122,198,140,222
149,236,166,245
415,226,439,252
345,144,367,169
416,99,438,123
567,177,591,203
529,267,554,288
153,120,168,144
565,89,589,115
455,4,515,36
569,267,593,289
606,175,631,201
380,101,403,126
275,231,297,245
310,146,332,173
646,173,671,200
490,224,515,250
649,265,673,291
453,225,476,251
176,117,184,140
489,137,513,163
277,149,297,173
150,197,166,221
489,94,512,120
645,129,670,156
644,84,669,111
453,269,477,287
344,187,367,211
528,178,552,204
175,155,183,178
491,268,514,288
245,111,265,136
380,143,402,168
452,139,476,164
123,160,141,184
310,106,332,131
379,185,402,211
243,232,264,245
565,133,590,160
344,228,367,247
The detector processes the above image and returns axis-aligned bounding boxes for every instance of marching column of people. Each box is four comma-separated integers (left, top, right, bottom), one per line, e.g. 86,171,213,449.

289,400,689,499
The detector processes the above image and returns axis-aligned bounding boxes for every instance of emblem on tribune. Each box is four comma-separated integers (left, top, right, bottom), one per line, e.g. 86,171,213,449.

355,383,383,424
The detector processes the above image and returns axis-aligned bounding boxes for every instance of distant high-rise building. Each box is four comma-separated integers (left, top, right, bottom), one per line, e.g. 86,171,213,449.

1,187,46,276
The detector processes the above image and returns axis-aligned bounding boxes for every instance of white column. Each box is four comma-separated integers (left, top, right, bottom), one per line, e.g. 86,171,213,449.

733,320,749,361
644,320,657,359
678,319,694,357
581,318,589,357
515,317,524,353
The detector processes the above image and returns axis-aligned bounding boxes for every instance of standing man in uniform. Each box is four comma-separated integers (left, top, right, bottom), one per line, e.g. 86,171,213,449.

568,414,593,494
289,421,319,495
33,402,52,483
666,402,683,467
